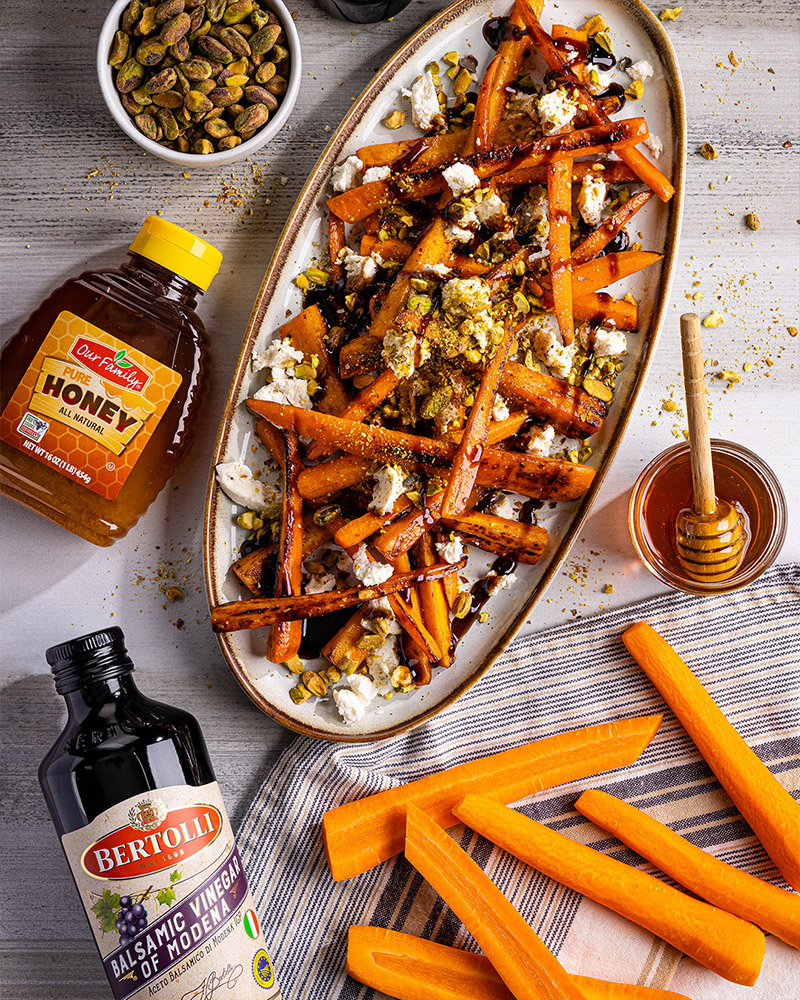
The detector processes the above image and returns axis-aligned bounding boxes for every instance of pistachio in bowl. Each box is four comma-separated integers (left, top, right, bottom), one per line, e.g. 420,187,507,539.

97,0,301,166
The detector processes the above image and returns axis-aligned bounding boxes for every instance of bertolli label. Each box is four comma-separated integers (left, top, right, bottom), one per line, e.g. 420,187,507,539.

61,782,280,1000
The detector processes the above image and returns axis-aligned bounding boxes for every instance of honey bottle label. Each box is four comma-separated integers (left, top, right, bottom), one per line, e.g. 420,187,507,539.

61,781,281,1000
0,311,182,500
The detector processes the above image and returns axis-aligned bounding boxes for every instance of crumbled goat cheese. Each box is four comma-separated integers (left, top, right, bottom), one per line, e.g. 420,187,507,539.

353,545,394,586
444,220,474,244
215,461,275,511
367,596,393,614
579,325,627,357
442,277,492,319
331,154,363,193
366,640,400,696
305,571,336,594
442,161,481,198
507,91,540,119
537,88,578,134
534,326,578,379
591,70,613,93
382,324,418,379
485,493,516,519
627,60,654,82
404,70,440,131
492,396,510,422
422,262,453,278
466,190,508,229
341,248,378,290
577,174,609,227
333,673,378,725
337,550,354,574
362,165,392,184
492,571,517,590
251,338,304,374
370,464,406,515
519,187,550,247
644,134,663,159
253,371,312,409
527,423,556,457
437,536,464,564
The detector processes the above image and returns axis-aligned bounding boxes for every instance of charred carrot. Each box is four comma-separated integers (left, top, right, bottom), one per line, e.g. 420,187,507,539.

497,160,638,188
405,804,587,1000
347,926,694,1000
552,250,663,301
547,158,575,345
441,319,515,518
321,714,662,880
321,607,369,670
265,431,303,663
413,533,452,667
280,305,349,416
357,128,468,169
442,511,548,565
575,789,800,950
500,362,606,438
328,214,346,287
623,621,800,892
453,794,766,986
572,191,654,265
232,516,328,595
211,559,464,633
297,454,371,502
573,292,638,330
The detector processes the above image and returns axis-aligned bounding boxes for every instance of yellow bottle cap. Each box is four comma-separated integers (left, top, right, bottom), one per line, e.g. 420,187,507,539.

129,216,222,291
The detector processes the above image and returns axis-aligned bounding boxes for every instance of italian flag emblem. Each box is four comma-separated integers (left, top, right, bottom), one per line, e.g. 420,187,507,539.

243,909,261,940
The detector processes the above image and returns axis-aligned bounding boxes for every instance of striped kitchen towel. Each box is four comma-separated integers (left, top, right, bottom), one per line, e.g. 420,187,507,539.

238,563,800,1000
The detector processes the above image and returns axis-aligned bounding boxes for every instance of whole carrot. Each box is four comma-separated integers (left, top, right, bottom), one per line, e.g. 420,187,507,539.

623,621,800,892
575,789,800,950
453,794,766,986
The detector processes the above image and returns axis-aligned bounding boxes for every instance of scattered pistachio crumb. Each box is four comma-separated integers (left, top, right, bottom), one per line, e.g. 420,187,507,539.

660,7,682,20
603,584,613,594
728,51,739,67
743,362,752,372
788,326,798,338
703,310,725,327
718,369,741,383
478,611,490,624
384,109,406,129
662,399,678,412
625,80,644,100
700,142,718,160
744,212,760,231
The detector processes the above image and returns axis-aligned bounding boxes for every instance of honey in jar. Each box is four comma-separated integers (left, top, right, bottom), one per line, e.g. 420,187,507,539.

0,217,221,545
629,440,787,594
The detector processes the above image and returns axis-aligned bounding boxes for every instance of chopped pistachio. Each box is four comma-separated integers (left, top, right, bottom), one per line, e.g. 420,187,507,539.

295,273,309,290
289,683,311,704
624,80,644,100
744,212,760,231
582,378,614,402
729,51,739,67
306,266,330,285
452,591,472,619
236,510,262,530
321,665,342,686
338,655,360,675
285,655,304,675
718,369,741,383
443,50,459,66
313,503,341,526
513,291,531,314
742,362,752,372
356,633,386,651
447,65,459,80
659,7,682,20
593,31,613,54
703,309,725,327
604,583,614,594
623,292,638,305
478,611,490,624
581,14,608,35
384,109,406,129
788,326,798,337
662,399,678,412
700,142,718,160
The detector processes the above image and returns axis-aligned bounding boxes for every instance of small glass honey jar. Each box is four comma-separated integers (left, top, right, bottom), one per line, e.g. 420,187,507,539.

628,440,787,595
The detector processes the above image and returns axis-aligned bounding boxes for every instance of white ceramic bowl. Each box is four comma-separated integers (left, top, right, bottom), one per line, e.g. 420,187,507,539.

97,0,302,167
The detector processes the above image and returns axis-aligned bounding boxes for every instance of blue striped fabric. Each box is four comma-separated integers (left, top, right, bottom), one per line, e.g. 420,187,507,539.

238,563,800,998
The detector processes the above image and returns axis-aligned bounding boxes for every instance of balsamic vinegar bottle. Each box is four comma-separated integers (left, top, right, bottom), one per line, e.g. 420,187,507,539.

39,627,281,999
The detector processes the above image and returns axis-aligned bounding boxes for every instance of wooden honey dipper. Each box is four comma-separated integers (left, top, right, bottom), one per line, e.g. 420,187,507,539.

675,313,747,581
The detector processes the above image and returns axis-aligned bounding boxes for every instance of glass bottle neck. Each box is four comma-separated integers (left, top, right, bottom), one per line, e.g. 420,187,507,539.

64,671,140,721
121,252,202,309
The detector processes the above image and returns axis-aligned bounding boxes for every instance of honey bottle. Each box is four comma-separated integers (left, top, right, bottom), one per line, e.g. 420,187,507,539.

0,216,221,545
40,627,282,999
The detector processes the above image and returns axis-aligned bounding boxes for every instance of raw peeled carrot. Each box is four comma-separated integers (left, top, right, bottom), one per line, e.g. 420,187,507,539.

321,714,662,880
405,804,585,1000
575,789,800,950
547,158,575,344
623,621,800,892
453,794,766,986
346,926,693,1000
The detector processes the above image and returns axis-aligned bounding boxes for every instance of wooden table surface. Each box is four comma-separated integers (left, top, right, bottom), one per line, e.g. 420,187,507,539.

1,0,798,996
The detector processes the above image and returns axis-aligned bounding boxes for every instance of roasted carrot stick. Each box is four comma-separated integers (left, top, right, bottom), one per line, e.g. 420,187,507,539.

249,401,595,502
497,160,638,188
357,128,468,169
575,789,800,950
548,250,663,301
500,362,606,438
321,714,662,880
211,559,464,633
328,214,346,287
391,551,436,681
547,157,575,345
623,621,800,892
359,235,490,276
297,454,371,501
453,795,766,986
413,533,452,668
280,305,349,416
347,926,694,1000
264,431,303,663
231,516,328,595
321,607,369,670
515,3,673,201
573,292,638,330
441,319,515,518
442,511,548,565
405,804,587,1000
255,417,286,468
572,191,653,265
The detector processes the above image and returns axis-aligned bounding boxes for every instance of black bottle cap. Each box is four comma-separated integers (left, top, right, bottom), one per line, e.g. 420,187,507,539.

46,627,135,695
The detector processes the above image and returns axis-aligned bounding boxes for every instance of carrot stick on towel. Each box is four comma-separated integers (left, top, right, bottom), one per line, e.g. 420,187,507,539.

322,715,662,881
623,621,800,892
405,804,585,1000
453,794,766,986
575,789,800,950
346,926,694,1000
